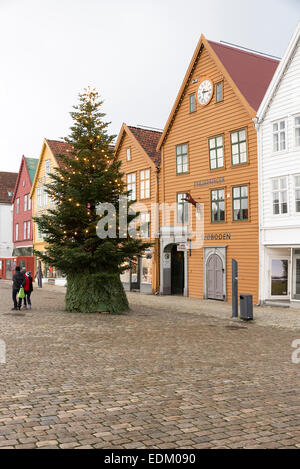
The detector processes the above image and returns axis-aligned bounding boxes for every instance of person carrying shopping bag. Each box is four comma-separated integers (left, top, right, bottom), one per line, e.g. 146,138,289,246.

12,266,25,311
23,271,33,310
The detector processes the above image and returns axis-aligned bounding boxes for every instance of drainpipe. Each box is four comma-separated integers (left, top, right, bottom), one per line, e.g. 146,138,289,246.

154,166,160,293
253,116,263,306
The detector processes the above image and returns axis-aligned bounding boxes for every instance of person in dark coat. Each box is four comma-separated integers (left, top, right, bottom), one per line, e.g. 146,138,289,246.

12,266,25,311
23,271,33,310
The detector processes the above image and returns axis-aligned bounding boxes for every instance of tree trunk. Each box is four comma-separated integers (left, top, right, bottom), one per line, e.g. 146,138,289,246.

65,272,129,313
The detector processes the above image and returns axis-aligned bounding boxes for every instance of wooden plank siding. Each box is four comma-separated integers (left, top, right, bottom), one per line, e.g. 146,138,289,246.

115,126,160,292
159,45,260,303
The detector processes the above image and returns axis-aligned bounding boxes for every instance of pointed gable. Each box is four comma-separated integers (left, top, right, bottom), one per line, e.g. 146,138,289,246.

127,126,161,167
208,41,279,112
0,172,18,203
25,157,38,184
157,34,279,150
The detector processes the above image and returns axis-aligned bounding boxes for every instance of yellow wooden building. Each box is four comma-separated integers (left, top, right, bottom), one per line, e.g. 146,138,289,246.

115,124,161,293
30,138,71,283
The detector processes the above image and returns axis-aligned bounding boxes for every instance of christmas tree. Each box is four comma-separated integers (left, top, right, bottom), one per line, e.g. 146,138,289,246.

34,88,150,313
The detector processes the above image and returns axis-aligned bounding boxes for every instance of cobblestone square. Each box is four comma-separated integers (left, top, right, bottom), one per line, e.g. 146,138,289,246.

0,281,300,449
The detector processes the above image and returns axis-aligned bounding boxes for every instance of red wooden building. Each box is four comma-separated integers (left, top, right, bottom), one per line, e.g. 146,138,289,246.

12,156,38,256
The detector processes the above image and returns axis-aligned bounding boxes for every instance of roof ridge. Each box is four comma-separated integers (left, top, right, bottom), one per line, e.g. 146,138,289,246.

128,125,162,134
208,39,280,64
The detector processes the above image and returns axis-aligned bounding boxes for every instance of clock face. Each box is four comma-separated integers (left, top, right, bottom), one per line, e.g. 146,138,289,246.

197,79,213,105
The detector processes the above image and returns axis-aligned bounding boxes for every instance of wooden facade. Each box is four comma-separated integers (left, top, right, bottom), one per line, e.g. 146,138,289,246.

115,124,161,293
157,35,279,304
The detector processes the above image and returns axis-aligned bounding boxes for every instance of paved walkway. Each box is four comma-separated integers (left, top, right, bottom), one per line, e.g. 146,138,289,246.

0,280,300,448
127,292,300,331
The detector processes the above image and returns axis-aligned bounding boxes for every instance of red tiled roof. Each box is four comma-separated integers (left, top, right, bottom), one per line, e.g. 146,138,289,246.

46,139,73,168
208,40,279,111
128,126,161,167
0,172,18,204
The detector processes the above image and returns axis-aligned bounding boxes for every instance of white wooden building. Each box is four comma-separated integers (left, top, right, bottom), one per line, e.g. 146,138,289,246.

256,21,300,306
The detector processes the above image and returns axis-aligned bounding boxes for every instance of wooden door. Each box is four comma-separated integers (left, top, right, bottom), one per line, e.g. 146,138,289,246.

206,254,224,300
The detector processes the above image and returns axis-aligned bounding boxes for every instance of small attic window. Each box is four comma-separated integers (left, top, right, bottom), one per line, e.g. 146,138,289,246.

126,148,131,161
7,191,13,197
22,179,25,187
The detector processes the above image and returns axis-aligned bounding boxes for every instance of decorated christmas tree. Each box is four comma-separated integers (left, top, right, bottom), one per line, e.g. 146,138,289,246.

34,88,150,313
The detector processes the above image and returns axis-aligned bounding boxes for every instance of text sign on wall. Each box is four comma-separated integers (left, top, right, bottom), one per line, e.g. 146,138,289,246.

194,177,225,188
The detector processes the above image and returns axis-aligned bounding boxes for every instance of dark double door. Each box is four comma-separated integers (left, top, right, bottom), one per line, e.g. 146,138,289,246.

171,245,184,295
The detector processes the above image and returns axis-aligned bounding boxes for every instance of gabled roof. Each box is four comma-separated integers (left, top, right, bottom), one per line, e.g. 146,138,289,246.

115,124,161,168
157,34,279,150
12,155,39,203
257,21,300,121
208,40,279,113
25,157,38,184
45,139,73,168
0,171,18,204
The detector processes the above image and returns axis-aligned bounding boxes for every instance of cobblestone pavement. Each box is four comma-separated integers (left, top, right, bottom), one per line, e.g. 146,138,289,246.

1,281,300,449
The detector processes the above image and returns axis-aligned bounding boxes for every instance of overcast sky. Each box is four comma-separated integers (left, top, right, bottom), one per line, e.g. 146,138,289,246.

0,0,299,172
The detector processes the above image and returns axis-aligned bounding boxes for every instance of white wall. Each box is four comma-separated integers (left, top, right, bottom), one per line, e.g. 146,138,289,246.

0,204,13,257
259,37,300,244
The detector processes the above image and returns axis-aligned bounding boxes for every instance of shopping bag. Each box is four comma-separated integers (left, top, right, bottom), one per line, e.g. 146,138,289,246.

17,287,25,299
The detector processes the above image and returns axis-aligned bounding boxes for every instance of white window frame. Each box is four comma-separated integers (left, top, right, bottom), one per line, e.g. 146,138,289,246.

37,188,42,208
15,223,19,241
126,148,131,161
24,194,28,212
294,115,300,149
272,119,287,153
16,198,20,214
43,187,48,206
140,212,150,238
176,144,188,174
28,196,31,211
295,175,300,213
23,221,27,240
45,160,50,176
140,169,150,199
127,173,136,201
27,221,31,240
177,192,189,224
272,176,288,215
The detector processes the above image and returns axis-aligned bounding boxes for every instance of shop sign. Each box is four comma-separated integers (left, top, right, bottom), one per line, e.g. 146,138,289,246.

194,177,225,188
177,243,187,252
163,252,171,268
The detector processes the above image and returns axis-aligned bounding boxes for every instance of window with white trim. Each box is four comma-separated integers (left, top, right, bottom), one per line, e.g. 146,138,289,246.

45,160,50,176
295,175,300,213
231,129,247,165
140,169,150,199
273,120,286,152
16,198,20,214
295,116,300,148
23,222,27,240
126,148,131,161
140,212,150,238
24,194,28,211
28,196,31,211
15,223,19,241
177,193,189,223
37,188,42,208
272,177,288,215
27,221,31,239
176,144,188,174
43,187,48,206
209,135,224,169
127,173,136,201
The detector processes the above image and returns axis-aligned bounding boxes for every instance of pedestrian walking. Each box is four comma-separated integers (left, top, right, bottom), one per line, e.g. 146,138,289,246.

23,271,33,310
12,266,25,311
20,267,27,310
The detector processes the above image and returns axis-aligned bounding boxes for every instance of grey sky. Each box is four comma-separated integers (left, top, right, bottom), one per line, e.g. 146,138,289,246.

0,0,299,172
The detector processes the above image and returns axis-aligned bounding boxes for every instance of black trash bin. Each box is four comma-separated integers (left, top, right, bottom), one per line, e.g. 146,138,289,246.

240,294,253,320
